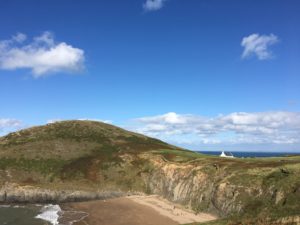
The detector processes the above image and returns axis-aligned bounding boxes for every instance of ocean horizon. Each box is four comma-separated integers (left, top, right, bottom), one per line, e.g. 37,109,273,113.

197,151,300,158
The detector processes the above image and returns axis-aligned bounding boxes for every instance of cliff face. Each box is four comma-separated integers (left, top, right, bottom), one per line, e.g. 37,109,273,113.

147,157,233,215
141,153,300,223
0,183,124,203
148,161,253,216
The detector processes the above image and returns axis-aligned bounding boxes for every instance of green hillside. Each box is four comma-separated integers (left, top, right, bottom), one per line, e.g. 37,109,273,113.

0,120,185,191
0,120,180,159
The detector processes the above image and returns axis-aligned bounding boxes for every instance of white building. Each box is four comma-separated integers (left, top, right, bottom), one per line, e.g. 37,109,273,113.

220,151,234,158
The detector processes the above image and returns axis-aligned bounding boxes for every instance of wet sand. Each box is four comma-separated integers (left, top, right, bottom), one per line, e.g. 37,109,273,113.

64,195,217,225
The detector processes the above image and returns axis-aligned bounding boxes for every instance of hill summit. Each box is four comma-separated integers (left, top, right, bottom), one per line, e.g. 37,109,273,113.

0,120,179,160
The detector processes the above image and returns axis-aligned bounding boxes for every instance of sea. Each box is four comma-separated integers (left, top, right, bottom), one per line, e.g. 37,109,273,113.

0,204,62,225
0,204,88,225
196,151,300,158
1,151,300,225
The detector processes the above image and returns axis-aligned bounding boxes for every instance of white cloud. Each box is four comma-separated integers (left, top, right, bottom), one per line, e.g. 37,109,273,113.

138,112,187,124
143,0,167,11
47,118,113,124
132,112,300,145
0,118,22,128
12,33,27,43
46,119,63,124
0,31,85,77
241,33,279,60
78,118,113,124
0,118,23,136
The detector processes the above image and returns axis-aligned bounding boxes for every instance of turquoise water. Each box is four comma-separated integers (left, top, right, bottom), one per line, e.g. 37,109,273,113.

0,205,50,225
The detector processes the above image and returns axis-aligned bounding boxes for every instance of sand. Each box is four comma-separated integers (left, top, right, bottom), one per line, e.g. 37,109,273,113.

64,195,217,225
127,195,216,224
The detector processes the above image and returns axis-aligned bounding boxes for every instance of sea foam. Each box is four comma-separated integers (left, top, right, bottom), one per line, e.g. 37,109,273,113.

35,204,61,225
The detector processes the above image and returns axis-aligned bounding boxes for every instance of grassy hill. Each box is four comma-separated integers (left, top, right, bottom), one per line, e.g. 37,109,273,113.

0,120,180,159
0,120,186,191
0,120,300,225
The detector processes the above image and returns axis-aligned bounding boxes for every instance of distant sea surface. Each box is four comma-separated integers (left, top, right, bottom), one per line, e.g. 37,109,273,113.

197,151,300,158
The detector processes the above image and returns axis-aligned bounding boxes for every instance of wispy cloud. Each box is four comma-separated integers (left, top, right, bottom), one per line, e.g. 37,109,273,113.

0,118,22,128
241,33,279,60
143,0,167,11
0,118,23,136
0,31,85,77
47,118,113,124
131,112,300,145
2,113,300,151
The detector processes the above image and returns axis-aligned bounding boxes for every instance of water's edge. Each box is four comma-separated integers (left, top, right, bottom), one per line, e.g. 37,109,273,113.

0,204,89,225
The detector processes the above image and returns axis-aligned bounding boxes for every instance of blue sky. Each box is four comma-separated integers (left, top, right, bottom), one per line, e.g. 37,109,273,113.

0,0,300,151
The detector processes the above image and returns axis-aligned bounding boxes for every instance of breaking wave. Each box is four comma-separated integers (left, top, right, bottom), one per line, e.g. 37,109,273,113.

35,204,61,225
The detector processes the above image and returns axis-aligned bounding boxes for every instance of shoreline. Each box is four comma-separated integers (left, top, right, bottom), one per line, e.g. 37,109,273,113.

127,195,217,224
59,206,89,225
62,195,217,225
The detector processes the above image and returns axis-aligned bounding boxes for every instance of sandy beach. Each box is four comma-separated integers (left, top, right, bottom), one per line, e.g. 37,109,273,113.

64,195,217,225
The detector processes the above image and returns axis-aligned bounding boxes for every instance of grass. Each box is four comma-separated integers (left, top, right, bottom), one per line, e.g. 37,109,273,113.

152,149,214,162
0,157,66,175
0,120,179,161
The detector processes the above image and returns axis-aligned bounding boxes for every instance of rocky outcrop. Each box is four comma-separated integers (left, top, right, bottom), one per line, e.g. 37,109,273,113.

0,183,124,203
142,155,293,218
276,216,300,224
145,158,245,216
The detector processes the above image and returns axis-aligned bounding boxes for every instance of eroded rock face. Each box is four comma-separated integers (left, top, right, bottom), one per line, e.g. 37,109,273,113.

141,155,284,218
145,160,245,216
277,216,300,224
0,183,124,203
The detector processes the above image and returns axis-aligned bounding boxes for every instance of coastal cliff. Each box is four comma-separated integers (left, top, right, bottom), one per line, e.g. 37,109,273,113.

142,153,300,223
0,120,299,224
0,183,124,203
